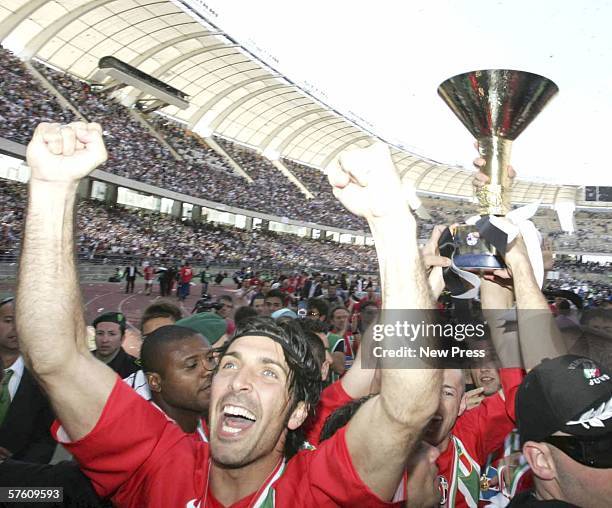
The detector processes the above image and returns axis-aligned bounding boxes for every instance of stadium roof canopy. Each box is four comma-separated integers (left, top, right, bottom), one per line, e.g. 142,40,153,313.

0,0,581,205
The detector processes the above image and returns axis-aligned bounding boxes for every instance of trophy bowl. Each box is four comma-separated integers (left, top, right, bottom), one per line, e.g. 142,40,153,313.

438,69,558,272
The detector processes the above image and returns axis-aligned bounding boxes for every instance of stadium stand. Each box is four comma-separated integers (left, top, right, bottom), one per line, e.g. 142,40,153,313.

0,48,608,252
29,60,368,231
0,47,75,144
0,178,377,272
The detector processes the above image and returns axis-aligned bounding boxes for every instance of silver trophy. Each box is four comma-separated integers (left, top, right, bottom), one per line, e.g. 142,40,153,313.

438,69,558,270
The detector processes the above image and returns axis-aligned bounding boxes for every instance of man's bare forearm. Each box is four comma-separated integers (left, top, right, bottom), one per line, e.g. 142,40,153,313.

16,122,116,441
480,280,521,366
511,254,567,369
346,209,441,499
369,210,441,424
369,213,433,310
17,182,88,372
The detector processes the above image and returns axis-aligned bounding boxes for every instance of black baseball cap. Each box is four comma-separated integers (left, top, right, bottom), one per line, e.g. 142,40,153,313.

516,355,612,444
92,312,127,335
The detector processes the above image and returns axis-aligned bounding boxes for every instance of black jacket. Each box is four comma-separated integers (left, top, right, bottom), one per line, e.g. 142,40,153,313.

301,280,322,299
93,348,140,379
0,368,56,463
0,459,111,507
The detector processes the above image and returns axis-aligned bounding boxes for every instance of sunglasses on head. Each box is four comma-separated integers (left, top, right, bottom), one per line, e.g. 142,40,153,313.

545,432,612,469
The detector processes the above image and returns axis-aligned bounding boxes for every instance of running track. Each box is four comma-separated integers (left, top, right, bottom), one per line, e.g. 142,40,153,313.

0,280,236,357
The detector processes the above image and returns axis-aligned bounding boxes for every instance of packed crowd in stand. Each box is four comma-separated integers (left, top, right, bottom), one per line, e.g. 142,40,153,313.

0,48,75,143
552,258,611,275
1,45,611,251
148,116,236,176
2,175,611,304
31,60,181,184
0,178,377,272
27,56,367,230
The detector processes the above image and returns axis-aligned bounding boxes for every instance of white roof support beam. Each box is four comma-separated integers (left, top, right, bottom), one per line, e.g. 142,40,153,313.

237,95,310,145
259,107,326,152
188,76,281,128
231,90,304,141
150,43,239,78
18,0,118,60
209,83,290,131
0,0,48,42
128,32,221,67
414,164,437,188
276,116,341,155
320,135,372,168
302,125,358,156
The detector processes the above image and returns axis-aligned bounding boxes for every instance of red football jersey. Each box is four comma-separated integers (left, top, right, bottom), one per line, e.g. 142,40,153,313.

436,369,524,508
53,379,393,508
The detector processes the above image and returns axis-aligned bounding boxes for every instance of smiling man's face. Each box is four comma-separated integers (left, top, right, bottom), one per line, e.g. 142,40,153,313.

470,365,501,396
424,369,466,448
209,335,305,467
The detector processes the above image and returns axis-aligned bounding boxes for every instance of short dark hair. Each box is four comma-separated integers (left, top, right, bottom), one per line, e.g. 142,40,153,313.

306,298,329,319
141,301,182,330
298,318,329,335
329,304,349,319
558,299,571,311
234,305,258,327
250,292,265,306
212,317,321,459
217,295,233,304
303,331,326,368
319,396,374,442
140,325,205,374
265,289,285,304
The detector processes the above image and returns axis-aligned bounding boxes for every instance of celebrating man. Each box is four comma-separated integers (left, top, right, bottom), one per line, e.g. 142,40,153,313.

510,355,612,507
16,124,441,507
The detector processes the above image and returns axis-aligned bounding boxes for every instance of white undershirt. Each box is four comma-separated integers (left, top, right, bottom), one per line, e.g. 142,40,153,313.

5,354,24,401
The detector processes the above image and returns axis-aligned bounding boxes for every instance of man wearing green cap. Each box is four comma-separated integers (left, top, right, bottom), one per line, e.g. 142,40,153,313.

92,312,139,378
175,311,228,348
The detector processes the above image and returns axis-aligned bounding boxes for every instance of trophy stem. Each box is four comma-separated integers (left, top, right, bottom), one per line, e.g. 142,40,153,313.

476,136,513,216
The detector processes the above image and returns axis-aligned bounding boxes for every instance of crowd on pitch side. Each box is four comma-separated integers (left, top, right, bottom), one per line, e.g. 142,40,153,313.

2,121,612,508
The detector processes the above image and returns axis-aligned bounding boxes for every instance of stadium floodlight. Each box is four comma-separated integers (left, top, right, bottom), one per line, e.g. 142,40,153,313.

98,56,189,110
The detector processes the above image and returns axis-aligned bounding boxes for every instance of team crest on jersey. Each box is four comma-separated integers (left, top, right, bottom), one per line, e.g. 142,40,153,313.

438,475,448,506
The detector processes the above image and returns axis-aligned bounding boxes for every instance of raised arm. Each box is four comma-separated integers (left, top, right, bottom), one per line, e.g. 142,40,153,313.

16,122,117,440
327,143,442,500
473,155,566,370
503,238,567,370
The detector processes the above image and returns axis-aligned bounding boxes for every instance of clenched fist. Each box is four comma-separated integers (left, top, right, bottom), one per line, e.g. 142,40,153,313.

26,122,107,184
326,142,413,222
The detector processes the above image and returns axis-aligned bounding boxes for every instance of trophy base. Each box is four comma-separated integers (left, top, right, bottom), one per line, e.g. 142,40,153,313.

451,224,506,273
